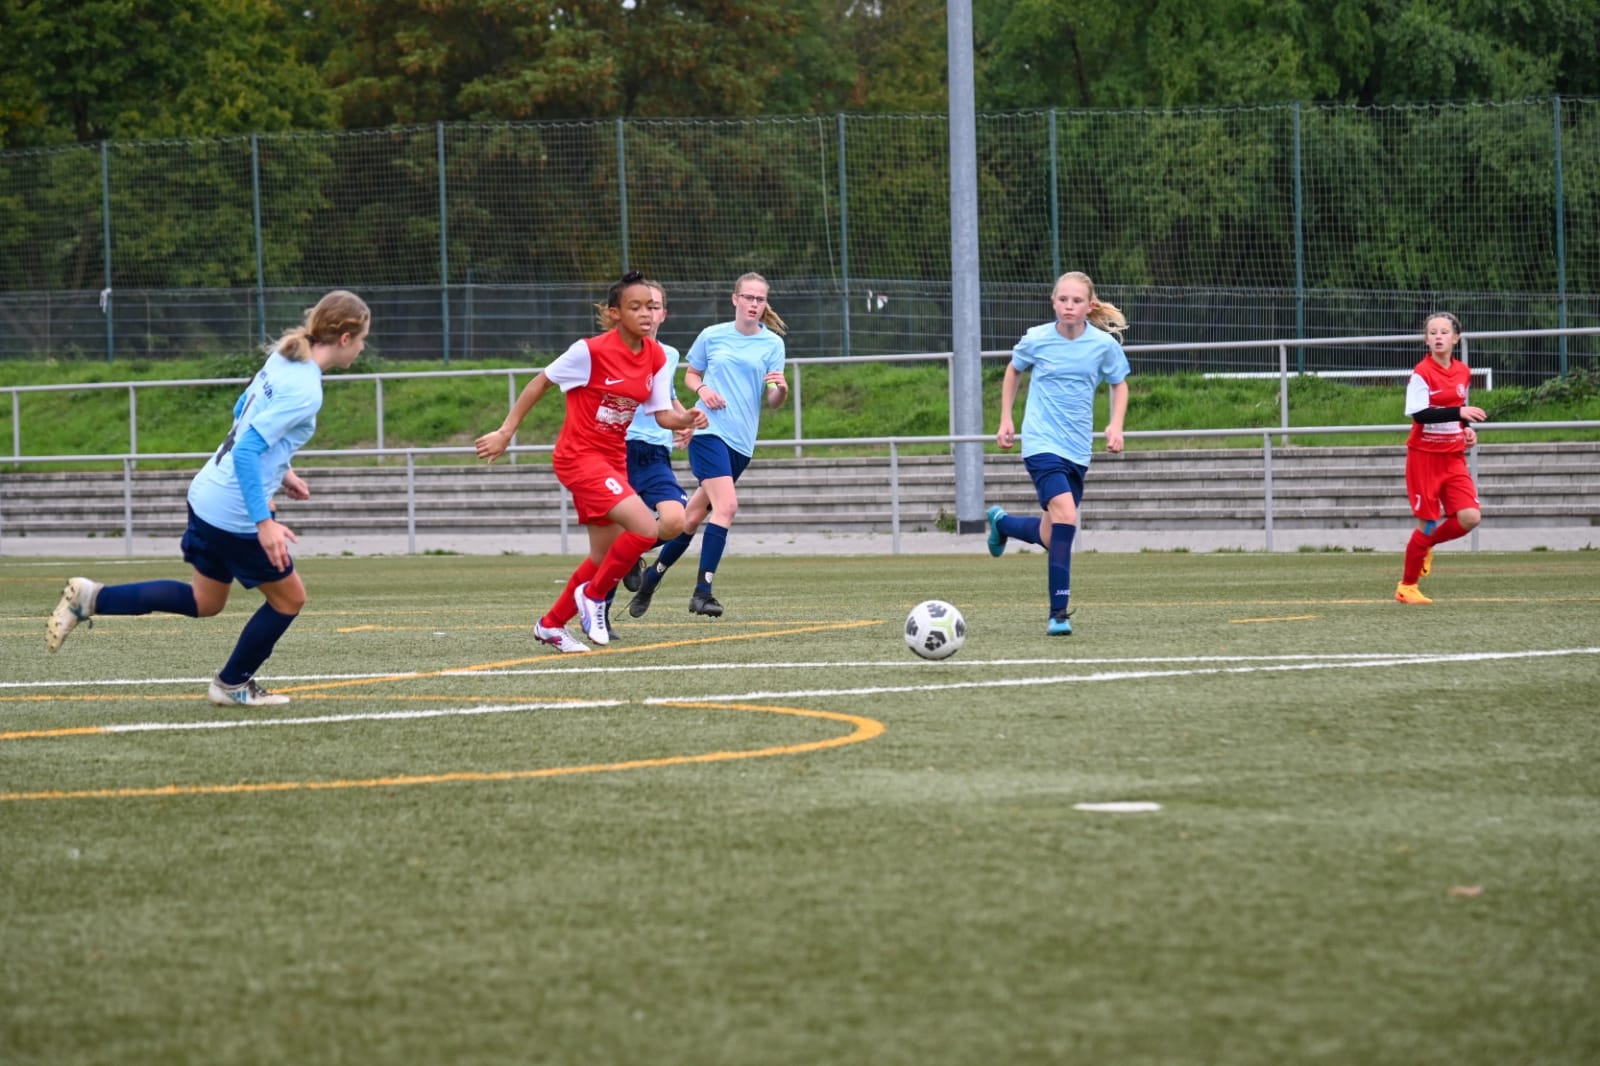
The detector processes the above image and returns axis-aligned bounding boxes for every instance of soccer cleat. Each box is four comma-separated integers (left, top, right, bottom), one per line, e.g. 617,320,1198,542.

688,589,724,617
1046,608,1074,636
572,582,610,645
985,505,1008,557
46,577,102,653
533,621,590,653
627,576,659,618
1419,547,1434,579
623,557,647,593
1394,582,1432,605
207,675,291,707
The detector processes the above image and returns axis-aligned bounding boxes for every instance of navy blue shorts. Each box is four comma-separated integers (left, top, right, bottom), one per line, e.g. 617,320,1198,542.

180,505,294,589
1023,453,1086,511
626,440,689,511
688,434,751,483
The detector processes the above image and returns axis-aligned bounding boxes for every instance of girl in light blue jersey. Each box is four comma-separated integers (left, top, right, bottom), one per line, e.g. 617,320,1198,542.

46,291,371,705
627,272,788,619
985,272,1129,636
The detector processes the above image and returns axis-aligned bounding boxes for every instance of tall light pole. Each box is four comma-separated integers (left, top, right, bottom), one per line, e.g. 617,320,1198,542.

948,0,985,533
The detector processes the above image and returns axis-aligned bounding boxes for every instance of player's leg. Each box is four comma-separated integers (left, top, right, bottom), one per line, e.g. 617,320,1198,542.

576,499,657,645
1025,455,1084,634
1397,452,1440,602
208,558,306,708
986,504,1044,555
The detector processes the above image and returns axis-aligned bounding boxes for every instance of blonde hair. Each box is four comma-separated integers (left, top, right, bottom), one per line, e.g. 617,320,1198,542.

272,290,370,362
1054,271,1127,341
735,272,788,336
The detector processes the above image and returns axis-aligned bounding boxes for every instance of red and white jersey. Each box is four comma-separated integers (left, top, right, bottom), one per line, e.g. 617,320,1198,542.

544,331,670,464
1404,354,1472,454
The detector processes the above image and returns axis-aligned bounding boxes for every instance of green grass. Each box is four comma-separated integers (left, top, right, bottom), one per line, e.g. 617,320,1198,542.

3,551,1598,1065
2,356,1598,470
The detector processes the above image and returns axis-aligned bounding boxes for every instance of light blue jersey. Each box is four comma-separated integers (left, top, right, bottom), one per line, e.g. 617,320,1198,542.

688,321,785,458
625,342,682,449
1012,321,1129,466
188,352,324,534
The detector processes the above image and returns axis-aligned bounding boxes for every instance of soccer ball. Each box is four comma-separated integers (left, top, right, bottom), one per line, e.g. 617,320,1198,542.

904,600,966,660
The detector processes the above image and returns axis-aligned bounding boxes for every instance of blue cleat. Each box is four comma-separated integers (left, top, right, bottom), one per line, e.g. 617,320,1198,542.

1046,608,1073,636
986,505,1008,557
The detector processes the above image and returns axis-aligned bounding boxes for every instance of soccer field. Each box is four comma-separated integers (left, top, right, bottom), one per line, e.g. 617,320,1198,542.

3,550,1598,1065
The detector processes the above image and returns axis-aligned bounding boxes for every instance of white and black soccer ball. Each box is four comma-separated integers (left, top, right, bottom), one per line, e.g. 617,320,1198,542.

904,599,967,660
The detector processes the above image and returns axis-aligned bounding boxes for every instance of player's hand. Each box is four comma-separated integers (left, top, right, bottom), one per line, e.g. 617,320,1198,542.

696,386,725,410
1103,426,1125,454
281,469,311,500
685,407,709,430
1461,405,1487,423
672,428,694,450
1463,426,1478,448
256,518,298,571
475,428,510,463
995,420,1016,450
764,373,788,407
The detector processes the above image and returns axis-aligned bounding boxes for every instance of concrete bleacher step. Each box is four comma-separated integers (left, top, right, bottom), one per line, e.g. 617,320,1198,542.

4,442,1598,541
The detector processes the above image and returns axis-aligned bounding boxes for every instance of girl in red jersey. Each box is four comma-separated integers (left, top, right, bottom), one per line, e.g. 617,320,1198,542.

1395,312,1487,604
475,271,708,651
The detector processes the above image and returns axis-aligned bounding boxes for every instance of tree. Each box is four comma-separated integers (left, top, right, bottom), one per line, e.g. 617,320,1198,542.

0,0,332,148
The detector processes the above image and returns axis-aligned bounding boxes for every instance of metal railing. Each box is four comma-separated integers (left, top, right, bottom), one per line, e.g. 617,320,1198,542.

3,422,1596,558
7,327,1594,463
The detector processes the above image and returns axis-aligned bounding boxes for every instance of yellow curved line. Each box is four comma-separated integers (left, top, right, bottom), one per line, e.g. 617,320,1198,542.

0,701,884,804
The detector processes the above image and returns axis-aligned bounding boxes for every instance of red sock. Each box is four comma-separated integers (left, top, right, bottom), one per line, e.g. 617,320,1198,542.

542,558,598,627
1428,517,1468,545
586,531,657,600
1402,529,1430,585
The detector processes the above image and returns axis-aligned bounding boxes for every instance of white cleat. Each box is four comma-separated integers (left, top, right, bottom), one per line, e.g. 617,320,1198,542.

573,581,611,645
533,621,590,654
46,577,102,653
206,675,291,707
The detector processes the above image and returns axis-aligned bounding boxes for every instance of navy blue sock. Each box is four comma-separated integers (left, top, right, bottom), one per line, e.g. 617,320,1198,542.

695,525,729,593
217,603,298,686
95,580,200,618
647,532,695,586
1048,523,1076,614
999,514,1043,546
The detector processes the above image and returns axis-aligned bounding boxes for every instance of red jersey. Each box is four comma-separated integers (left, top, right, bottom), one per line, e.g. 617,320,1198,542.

544,331,668,465
1404,354,1472,455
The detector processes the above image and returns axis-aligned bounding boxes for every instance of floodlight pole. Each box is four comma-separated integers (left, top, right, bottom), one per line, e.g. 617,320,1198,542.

948,0,986,534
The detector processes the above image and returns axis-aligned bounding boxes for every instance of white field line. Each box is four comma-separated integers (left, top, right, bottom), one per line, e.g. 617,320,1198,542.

645,647,1600,704
0,652,1481,690
93,699,624,735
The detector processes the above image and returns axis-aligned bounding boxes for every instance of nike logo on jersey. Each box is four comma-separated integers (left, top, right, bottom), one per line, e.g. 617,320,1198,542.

604,376,625,385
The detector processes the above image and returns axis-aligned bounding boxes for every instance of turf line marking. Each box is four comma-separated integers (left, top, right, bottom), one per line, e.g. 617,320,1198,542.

0,702,884,803
1229,615,1320,624
648,647,1600,703
0,700,623,741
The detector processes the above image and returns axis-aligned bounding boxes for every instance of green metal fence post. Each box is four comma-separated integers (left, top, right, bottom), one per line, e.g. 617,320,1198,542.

1048,108,1060,280
101,142,113,363
251,134,267,346
1293,102,1306,375
617,118,629,273
837,113,851,358
1553,95,1569,377
437,122,451,365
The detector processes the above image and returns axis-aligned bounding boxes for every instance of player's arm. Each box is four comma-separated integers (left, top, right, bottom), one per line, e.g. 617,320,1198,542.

476,371,555,463
229,427,298,569
1103,380,1128,454
996,363,1022,449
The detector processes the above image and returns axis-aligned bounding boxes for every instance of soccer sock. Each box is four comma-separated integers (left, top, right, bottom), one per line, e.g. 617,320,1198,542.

542,558,597,628
647,533,696,587
588,531,657,599
217,602,297,685
1401,529,1430,584
1048,523,1076,614
999,513,1043,546
695,524,729,592
94,580,200,618
1428,517,1469,545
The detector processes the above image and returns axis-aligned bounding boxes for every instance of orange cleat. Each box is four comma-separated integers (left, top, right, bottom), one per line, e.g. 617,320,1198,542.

1394,582,1432,605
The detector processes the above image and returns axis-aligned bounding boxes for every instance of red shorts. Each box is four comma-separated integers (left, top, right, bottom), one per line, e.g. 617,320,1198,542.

554,452,636,525
1405,449,1479,522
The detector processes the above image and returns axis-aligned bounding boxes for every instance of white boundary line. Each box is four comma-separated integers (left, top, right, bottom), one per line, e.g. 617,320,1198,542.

0,652,1501,690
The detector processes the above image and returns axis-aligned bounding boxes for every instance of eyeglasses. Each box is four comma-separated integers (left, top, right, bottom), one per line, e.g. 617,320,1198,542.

734,294,768,304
